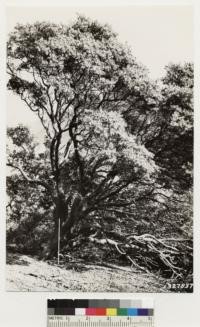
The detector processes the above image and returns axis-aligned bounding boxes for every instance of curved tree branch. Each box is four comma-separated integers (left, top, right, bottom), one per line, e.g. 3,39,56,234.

7,162,53,196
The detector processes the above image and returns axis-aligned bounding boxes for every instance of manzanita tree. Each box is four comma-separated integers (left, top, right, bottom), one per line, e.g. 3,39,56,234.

7,16,165,258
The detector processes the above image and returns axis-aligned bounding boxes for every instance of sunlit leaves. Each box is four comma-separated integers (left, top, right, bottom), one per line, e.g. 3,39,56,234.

7,17,193,263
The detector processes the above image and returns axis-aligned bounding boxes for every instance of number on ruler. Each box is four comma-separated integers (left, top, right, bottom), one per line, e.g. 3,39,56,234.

47,316,154,327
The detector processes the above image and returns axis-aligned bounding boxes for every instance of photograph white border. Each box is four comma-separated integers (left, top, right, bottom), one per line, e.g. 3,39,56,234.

0,0,199,326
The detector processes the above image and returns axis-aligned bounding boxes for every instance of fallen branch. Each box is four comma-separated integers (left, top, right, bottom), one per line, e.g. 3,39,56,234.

88,232,192,278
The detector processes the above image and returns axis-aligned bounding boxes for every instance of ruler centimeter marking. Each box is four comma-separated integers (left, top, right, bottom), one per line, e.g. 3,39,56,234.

48,316,154,327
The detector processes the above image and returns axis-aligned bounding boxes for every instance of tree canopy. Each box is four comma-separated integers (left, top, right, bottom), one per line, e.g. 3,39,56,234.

7,16,193,280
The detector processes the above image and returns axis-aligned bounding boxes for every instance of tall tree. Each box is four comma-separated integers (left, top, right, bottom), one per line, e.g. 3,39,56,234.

7,17,157,255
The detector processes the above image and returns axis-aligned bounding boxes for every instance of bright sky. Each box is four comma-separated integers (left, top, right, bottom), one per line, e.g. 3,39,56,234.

7,5,193,138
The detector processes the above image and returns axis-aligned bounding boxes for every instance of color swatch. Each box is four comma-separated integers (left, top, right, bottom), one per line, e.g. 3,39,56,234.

48,299,154,316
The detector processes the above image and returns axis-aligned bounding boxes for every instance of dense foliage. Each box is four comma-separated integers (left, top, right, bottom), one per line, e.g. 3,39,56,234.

7,16,193,283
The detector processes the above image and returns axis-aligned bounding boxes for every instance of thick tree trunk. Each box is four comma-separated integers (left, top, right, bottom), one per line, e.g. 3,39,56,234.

46,195,67,258
47,193,85,258
62,195,85,242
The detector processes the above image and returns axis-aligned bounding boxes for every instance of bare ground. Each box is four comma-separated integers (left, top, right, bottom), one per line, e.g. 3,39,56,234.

6,253,169,292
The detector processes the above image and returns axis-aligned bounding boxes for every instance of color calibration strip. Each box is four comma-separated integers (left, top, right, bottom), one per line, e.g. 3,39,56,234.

48,299,154,327
48,299,154,316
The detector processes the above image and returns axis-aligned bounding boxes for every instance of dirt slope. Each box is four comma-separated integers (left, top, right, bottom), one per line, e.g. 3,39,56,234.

6,253,169,292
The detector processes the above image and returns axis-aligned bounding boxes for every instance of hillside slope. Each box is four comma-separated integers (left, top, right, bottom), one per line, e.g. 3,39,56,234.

6,253,169,292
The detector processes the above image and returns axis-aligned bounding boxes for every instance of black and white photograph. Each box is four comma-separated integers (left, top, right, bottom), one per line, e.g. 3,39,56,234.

6,5,193,292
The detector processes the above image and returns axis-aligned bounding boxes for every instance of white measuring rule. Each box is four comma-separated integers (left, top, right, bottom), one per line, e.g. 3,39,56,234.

48,315,154,327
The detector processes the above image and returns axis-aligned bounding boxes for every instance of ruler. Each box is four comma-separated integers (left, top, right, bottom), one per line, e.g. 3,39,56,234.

48,316,154,327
